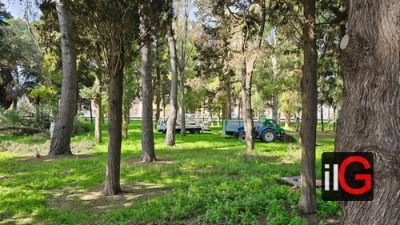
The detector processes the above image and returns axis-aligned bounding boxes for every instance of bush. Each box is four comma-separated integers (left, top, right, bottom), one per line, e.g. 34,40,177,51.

73,115,90,135
0,109,29,127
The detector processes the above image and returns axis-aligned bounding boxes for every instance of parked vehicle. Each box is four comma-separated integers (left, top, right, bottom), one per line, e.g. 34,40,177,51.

156,115,205,134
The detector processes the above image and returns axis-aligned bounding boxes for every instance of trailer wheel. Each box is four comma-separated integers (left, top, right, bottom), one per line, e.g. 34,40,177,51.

261,130,276,143
238,132,246,142
192,129,200,134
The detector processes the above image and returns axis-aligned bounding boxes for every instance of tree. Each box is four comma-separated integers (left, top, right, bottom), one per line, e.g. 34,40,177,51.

336,0,399,224
48,0,77,156
165,0,179,147
176,0,192,136
298,0,317,213
139,3,156,162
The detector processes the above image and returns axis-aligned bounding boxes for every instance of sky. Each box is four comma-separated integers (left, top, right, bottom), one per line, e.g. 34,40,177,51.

3,0,25,18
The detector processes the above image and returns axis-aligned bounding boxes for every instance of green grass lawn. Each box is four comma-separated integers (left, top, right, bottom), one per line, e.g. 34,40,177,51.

0,121,340,225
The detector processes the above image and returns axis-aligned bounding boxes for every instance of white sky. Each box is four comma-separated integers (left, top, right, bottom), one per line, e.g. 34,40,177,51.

3,0,25,18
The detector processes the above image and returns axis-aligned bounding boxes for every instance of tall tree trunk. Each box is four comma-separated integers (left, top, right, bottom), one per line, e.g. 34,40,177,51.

223,48,232,120
298,0,317,213
166,12,178,147
122,103,129,138
104,22,124,196
337,0,400,224
49,0,77,156
241,59,255,153
320,103,324,131
140,11,156,162
93,75,102,143
179,0,190,136
271,55,279,124
327,105,331,129
284,112,291,129
154,39,162,128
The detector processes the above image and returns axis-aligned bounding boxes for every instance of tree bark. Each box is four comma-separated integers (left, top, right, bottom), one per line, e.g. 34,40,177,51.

93,75,102,143
284,112,291,129
298,0,317,213
104,22,123,196
166,10,178,147
140,10,156,162
154,39,162,128
271,54,279,124
337,0,400,224
122,102,129,138
178,0,190,136
320,103,324,131
241,59,254,153
49,0,77,156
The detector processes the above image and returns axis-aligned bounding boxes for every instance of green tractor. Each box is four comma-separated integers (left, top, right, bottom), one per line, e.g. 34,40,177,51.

233,118,297,143
262,119,297,142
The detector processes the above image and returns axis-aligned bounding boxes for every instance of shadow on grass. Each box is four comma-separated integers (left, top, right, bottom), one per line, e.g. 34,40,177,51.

47,182,172,213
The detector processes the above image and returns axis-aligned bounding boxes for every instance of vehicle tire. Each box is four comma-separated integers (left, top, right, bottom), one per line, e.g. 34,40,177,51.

238,132,246,142
260,130,276,143
192,129,200,134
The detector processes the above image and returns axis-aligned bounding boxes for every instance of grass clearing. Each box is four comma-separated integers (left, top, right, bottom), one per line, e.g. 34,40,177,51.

0,121,340,224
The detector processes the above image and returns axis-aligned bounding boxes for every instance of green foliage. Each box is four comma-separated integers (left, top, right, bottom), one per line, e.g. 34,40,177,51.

29,85,58,104
316,194,341,217
73,114,90,135
0,109,28,127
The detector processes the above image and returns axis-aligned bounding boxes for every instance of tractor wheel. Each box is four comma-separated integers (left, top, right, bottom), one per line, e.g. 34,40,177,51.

238,132,246,142
261,130,276,143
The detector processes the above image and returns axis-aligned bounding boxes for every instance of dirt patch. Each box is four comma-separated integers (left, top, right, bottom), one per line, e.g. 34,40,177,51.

300,213,340,225
47,183,171,213
1,139,95,157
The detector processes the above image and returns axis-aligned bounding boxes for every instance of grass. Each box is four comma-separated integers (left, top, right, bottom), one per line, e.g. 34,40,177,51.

0,121,340,225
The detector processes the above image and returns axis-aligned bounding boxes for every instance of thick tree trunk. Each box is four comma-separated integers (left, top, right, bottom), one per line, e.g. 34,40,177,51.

140,14,156,162
104,22,123,196
166,15,178,147
337,0,400,224
241,60,254,152
298,0,317,213
49,0,77,156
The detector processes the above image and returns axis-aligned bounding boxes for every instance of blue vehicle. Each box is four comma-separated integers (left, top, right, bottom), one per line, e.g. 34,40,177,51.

233,119,296,143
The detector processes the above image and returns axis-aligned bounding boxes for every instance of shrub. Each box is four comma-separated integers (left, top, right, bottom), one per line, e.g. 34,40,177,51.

73,115,90,135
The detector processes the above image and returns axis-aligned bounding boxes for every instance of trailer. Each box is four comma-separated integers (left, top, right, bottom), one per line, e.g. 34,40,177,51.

221,119,264,137
156,115,204,134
